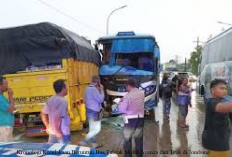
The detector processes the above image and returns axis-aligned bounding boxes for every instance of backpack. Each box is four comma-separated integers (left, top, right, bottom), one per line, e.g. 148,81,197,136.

159,82,172,98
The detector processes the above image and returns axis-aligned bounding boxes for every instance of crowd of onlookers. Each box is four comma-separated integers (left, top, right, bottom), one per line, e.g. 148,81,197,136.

159,72,193,128
160,71,232,157
0,75,145,157
2,72,232,157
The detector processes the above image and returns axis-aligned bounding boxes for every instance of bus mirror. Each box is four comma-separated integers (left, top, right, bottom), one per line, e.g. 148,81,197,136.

94,44,99,51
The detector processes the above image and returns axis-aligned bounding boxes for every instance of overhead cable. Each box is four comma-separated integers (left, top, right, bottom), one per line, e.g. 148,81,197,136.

37,0,104,35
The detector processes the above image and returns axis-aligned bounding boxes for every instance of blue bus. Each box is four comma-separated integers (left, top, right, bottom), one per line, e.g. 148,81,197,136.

96,32,160,114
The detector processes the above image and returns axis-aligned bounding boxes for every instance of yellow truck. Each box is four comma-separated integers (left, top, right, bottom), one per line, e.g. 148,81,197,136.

0,22,100,136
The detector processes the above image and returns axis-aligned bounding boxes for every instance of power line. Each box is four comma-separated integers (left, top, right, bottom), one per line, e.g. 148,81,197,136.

36,0,104,35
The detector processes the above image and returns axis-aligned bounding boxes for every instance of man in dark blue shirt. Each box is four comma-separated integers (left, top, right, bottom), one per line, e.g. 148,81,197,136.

202,79,232,157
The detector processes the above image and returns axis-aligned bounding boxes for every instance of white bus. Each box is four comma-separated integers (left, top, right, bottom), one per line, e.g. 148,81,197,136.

199,27,232,101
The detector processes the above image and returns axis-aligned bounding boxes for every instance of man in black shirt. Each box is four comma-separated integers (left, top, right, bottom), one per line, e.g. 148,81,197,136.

202,79,232,157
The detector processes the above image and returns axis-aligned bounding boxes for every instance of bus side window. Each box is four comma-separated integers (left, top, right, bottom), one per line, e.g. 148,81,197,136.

102,45,111,64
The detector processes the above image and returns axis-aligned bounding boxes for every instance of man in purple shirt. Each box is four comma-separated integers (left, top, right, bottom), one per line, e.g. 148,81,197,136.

79,75,104,148
41,79,68,143
115,78,145,157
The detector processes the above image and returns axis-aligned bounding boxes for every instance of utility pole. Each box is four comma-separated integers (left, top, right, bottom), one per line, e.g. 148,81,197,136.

174,55,179,64
193,37,200,47
193,37,205,50
184,57,187,72
193,37,205,47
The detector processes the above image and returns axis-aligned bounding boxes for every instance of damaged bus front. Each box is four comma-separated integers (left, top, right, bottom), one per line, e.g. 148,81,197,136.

96,32,160,114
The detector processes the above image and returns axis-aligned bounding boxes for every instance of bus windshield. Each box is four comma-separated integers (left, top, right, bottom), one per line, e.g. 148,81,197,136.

115,53,154,72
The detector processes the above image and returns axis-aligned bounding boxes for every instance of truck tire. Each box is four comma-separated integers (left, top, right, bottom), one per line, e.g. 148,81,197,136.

83,121,89,128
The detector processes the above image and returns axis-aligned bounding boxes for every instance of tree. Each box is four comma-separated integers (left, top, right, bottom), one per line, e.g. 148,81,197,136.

169,59,176,63
189,45,202,75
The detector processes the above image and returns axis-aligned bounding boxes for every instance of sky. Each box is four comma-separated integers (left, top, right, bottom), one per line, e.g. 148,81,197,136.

1,0,232,63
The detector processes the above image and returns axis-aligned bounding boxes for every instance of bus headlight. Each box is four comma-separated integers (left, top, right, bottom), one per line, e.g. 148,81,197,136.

118,86,126,92
144,85,156,96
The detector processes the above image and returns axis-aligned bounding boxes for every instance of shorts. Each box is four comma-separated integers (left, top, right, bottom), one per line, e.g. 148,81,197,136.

180,105,188,118
48,134,70,144
0,126,13,142
48,134,63,144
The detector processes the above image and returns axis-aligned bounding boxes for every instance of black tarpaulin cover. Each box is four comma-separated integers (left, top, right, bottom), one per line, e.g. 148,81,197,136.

0,22,100,75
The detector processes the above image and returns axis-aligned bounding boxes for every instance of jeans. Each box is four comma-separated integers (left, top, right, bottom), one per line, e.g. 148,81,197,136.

63,135,70,144
48,134,63,144
83,119,101,143
123,118,144,157
162,98,171,117
86,108,101,121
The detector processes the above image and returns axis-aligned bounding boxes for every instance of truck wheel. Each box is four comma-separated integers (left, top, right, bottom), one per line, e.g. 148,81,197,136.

83,121,89,128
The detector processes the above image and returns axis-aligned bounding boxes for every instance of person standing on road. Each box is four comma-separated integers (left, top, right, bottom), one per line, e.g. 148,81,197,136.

79,75,104,149
159,73,174,121
177,77,193,128
41,79,70,144
115,78,145,157
0,76,15,142
202,79,232,157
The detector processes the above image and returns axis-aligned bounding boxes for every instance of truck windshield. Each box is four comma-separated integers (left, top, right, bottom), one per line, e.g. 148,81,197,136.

115,53,154,72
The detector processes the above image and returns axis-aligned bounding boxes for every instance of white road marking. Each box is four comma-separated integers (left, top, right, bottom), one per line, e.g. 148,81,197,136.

2,149,18,155
62,145,77,152
78,146,91,156
107,154,118,157
47,143,64,151
13,133,26,141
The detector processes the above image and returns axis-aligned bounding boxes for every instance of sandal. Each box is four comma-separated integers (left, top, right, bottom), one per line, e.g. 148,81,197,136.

94,144,103,149
179,125,189,129
154,120,159,124
163,116,169,120
92,143,103,149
